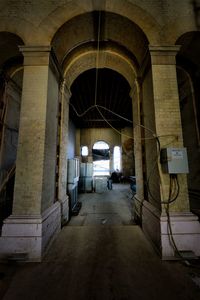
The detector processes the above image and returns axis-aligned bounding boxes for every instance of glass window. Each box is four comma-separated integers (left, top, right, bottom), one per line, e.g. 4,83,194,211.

81,146,88,156
113,146,121,171
93,141,110,176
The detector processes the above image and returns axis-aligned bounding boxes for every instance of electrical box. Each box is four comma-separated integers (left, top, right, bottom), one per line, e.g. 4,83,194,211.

160,148,189,174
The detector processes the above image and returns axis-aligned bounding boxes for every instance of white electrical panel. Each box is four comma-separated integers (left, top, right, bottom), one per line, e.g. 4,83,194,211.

160,148,189,174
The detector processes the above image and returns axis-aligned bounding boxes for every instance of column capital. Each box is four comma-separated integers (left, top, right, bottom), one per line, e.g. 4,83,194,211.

149,45,181,65
19,45,63,82
19,45,52,65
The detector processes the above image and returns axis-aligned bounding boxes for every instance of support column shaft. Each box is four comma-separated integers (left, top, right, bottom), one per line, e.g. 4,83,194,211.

58,81,71,224
0,46,61,261
148,45,200,258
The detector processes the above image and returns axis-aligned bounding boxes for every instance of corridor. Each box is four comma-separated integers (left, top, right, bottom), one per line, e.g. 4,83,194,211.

0,184,200,300
69,183,134,226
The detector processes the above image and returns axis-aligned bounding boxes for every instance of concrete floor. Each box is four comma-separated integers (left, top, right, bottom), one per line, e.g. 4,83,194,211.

0,184,200,300
69,183,134,226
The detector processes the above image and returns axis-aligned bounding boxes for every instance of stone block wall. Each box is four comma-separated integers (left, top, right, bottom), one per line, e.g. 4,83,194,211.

142,68,161,209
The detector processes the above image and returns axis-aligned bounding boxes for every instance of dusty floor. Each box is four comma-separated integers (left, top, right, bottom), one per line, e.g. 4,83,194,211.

0,184,200,300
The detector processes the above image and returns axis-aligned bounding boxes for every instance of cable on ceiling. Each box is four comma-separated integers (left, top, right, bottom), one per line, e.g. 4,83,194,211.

70,101,178,143
94,11,101,106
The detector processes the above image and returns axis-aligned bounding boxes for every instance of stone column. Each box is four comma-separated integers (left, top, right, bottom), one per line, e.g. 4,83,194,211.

58,80,71,224
109,145,114,173
149,45,200,258
0,46,62,261
130,81,144,221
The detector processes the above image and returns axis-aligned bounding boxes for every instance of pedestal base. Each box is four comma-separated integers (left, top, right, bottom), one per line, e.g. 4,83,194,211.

0,201,61,261
134,196,200,259
59,195,69,225
161,212,200,259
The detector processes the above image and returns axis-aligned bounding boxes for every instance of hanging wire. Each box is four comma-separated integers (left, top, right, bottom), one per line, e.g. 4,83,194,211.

70,100,178,143
96,105,132,139
97,105,133,124
69,102,96,118
94,11,101,106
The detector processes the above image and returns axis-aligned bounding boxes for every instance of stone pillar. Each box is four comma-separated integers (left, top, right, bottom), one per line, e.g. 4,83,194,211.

130,81,144,221
109,145,114,173
148,45,200,258
58,80,71,224
0,46,61,261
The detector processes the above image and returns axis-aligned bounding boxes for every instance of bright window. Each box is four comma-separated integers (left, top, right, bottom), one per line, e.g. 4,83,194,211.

81,146,88,156
93,160,110,176
113,146,121,171
93,141,110,176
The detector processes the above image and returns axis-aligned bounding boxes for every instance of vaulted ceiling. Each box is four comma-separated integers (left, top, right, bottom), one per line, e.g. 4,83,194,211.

69,68,132,128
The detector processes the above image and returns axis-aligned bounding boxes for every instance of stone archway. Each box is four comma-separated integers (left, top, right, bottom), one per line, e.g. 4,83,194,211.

51,9,149,228
0,31,24,228
0,3,199,262
57,47,141,224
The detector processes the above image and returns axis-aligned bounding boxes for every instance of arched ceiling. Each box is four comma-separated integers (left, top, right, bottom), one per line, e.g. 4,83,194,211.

54,11,141,130
64,48,136,89
0,32,24,69
69,68,132,128
52,11,148,68
0,1,196,46
43,0,161,45
176,32,200,67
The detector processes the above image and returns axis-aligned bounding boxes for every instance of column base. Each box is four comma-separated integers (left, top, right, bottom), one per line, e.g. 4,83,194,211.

134,197,200,259
0,201,61,261
59,195,69,225
161,212,200,259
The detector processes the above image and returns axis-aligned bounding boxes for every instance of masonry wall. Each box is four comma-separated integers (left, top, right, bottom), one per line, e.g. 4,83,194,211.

121,127,134,176
77,127,134,176
142,68,161,209
42,68,59,212
68,119,76,159
80,128,120,151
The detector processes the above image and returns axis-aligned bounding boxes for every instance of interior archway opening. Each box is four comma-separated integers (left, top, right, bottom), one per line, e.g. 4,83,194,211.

0,32,24,229
176,31,200,212
66,66,135,224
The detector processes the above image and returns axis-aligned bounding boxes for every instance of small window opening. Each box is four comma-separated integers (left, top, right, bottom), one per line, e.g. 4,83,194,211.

81,146,88,156
113,146,121,171
92,141,110,176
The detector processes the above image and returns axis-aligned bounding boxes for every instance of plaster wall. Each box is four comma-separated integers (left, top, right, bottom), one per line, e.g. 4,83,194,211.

80,128,120,151
78,127,134,176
